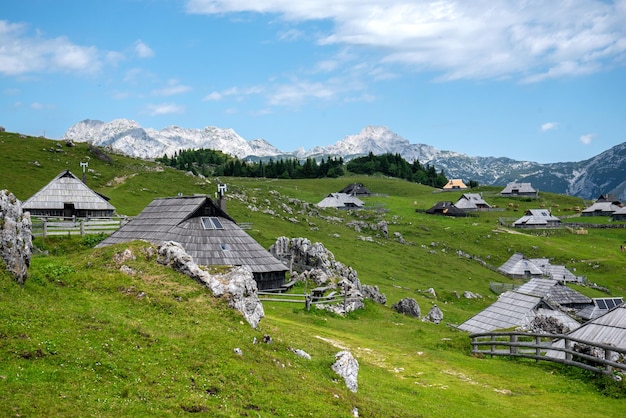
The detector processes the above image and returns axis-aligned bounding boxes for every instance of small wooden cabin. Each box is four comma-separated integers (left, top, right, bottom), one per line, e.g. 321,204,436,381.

22,170,115,218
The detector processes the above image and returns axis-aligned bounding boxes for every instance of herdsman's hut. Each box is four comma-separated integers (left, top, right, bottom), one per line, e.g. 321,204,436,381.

425,201,467,217
513,209,561,228
316,193,364,209
339,183,371,196
497,253,543,279
500,182,537,197
458,278,588,334
442,179,468,191
582,194,622,217
98,196,288,290
454,193,491,211
23,170,115,218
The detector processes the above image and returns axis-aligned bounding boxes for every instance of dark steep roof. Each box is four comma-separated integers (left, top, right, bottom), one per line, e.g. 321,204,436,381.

98,196,287,275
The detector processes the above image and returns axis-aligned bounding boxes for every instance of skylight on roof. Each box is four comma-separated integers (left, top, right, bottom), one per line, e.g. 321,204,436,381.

201,217,224,230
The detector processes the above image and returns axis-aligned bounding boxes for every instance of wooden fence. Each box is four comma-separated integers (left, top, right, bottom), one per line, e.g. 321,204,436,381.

470,331,626,377
31,216,129,238
258,289,346,311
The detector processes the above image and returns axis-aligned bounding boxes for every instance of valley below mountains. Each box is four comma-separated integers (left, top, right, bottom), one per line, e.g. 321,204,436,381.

63,119,626,200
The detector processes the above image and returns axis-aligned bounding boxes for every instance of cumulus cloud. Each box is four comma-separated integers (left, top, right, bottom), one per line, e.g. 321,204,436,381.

541,122,558,132
134,40,154,58
152,79,191,96
203,86,263,101
144,103,185,116
0,20,101,75
580,133,596,144
185,0,626,82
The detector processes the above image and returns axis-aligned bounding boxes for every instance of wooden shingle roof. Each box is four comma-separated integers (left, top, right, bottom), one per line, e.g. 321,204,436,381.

497,253,543,277
458,291,542,333
99,196,287,274
547,304,626,359
316,193,364,209
23,170,115,212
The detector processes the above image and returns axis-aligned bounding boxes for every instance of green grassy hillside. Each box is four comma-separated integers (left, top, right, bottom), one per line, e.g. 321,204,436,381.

1,131,625,417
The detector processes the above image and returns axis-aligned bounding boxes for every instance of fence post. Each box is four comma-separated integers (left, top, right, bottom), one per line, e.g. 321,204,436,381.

490,335,496,356
43,218,48,238
535,336,542,359
471,336,477,354
605,348,613,374
510,334,518,355
80,220,85,237
564,338,572,362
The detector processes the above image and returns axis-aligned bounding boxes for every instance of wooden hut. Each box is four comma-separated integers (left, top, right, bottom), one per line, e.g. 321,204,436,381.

22,170,115,218
513,209,561,228
98,196,288,290
454,193,491,211
316,193,364,209
582,194,622,217
339,183,371,196
458,278,589,334
500,182,537,197
497,253,543,279
442,179,468,191
425,201,466,217
546,304,626,361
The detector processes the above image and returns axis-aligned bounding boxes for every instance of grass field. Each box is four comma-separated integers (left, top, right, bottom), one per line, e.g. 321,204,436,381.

1,131,625,417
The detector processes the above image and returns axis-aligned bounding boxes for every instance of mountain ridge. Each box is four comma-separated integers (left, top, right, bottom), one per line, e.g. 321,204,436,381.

62,119,626,200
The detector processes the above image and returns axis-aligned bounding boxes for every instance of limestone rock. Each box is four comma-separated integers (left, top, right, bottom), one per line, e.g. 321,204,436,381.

0,190,32,284
332,351,359,393
361,284,387,304
392,298,421,318
157,241,264,328
423,304,444,324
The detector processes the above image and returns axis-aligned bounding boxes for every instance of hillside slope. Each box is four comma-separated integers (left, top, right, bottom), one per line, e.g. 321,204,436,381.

1,130,625,416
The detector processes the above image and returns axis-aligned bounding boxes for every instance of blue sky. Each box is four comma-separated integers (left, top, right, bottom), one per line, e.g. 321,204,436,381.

2,0,625,163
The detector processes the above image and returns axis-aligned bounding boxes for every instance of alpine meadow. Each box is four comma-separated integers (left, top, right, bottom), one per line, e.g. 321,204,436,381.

1,130,625,418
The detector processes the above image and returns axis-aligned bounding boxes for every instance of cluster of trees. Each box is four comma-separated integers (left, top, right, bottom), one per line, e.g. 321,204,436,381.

347,152,448,188
157,148,451,187
220,156,344,178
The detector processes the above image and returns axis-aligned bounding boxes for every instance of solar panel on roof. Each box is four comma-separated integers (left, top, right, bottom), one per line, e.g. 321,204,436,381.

596,299,607,309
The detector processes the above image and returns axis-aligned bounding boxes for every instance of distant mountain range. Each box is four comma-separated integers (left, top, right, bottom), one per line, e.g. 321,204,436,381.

63,119,626,200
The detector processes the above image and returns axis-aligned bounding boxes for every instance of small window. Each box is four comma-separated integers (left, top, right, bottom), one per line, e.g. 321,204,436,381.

201,217,224,230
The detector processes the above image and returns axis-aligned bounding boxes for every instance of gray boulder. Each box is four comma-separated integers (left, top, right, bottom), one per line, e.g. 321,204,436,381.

157,241,264,328
0,190,32,284
332,350,359,393
361,284,386,304
423,304,444,324
392,298,421,318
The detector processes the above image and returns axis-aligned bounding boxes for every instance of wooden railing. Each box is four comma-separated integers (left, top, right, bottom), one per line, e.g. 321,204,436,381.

31,216,129,237
258,290,346,311
470,331,626,376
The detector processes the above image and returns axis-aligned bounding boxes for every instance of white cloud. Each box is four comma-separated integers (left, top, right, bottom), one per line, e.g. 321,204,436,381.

144,103,185,116
153,79,191,96
580,133,596,144
541,122,558,132
203,86,264,101
186,1,626,82
134,40,154,58
0,20,101,75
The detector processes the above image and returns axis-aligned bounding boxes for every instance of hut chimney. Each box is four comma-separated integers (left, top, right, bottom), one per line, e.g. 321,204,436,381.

80,161,88,184
217,184,227,212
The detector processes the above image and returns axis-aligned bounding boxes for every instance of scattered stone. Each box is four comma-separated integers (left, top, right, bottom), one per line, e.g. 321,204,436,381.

233,348,243,356
332,351,359,393
291,348,311,360
463,291,482,299
392,298,421,318
425,287,437,299
119,265,136,275
423,305,444,324
262,334,272,344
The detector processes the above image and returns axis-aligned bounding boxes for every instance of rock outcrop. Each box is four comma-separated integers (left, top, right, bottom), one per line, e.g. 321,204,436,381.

332,351,359,393
0,190,32,284
157,241,264,328
269,237,386,313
